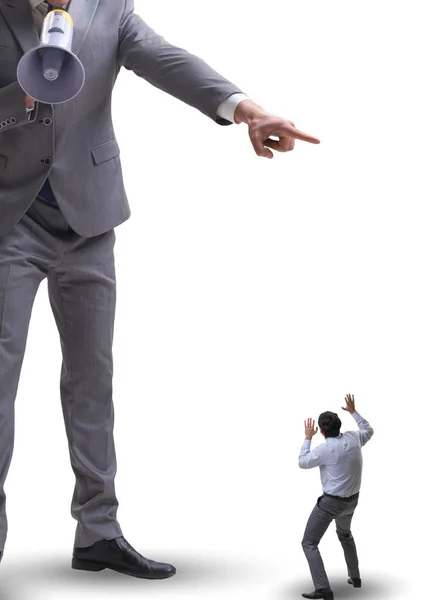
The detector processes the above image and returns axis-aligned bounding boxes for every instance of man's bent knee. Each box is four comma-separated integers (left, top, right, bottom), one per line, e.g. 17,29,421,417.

336,530,353,542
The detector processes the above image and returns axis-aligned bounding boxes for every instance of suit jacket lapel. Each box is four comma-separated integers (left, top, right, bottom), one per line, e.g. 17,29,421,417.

0,0,100,56
0,0,40,54
68,0,100,56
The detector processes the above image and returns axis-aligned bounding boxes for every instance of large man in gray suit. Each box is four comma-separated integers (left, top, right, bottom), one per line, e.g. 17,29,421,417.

0,0,319,579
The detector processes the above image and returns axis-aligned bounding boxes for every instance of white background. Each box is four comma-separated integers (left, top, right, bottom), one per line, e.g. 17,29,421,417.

1,1,427,599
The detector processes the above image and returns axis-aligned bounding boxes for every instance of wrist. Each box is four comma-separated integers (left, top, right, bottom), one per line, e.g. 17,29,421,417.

234,99,266,125
305,436,312,441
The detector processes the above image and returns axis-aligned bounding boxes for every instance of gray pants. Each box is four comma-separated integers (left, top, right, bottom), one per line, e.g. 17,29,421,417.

0,197,123,552
302,493,360,589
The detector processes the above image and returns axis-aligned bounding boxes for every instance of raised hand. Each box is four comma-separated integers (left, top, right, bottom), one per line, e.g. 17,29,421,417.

304,418,318,440
342,394,356,414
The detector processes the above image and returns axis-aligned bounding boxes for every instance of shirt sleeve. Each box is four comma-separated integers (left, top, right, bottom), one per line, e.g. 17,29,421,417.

298,439,324,469
351,411,374,446
216,93,249,123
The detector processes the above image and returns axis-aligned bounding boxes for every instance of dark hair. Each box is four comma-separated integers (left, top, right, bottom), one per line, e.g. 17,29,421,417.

318,411,341,438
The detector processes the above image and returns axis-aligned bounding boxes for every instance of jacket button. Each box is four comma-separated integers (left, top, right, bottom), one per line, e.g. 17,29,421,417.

43,116,53,126
43,157,52,166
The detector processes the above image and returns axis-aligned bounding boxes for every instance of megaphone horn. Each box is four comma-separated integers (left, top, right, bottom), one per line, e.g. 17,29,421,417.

17,9,85,105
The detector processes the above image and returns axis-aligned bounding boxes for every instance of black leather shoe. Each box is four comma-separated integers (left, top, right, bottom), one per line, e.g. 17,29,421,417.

302,589,334,600
72,537,176,579
348,577,362,588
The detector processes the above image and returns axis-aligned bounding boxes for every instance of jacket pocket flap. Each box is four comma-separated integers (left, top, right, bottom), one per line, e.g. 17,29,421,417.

91,139,120,165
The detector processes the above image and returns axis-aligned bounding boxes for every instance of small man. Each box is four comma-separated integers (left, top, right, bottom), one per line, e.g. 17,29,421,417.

298,394,374,600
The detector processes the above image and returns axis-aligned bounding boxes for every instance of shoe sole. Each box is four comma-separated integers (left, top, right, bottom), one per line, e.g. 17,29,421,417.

71,557,176,579
301,596,334,599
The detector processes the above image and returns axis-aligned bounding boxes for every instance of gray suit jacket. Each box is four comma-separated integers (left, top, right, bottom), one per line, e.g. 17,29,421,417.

0,0,242,237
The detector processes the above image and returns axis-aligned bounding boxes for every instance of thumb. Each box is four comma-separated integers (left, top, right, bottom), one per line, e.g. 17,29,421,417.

250,134,274,159
259,146,274,159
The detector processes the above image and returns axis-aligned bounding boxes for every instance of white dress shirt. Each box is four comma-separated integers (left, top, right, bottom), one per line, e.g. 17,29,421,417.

298,412,374,498
27,0,248,123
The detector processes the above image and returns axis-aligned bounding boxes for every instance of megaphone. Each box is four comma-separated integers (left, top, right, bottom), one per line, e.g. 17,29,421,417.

17,9,85,104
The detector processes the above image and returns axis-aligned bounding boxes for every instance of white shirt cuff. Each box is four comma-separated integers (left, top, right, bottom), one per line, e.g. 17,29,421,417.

26,104,35,121
216,93,249,124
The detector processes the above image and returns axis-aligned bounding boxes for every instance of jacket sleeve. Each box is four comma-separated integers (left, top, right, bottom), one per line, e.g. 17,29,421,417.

0,81,38,135
117,0,244,125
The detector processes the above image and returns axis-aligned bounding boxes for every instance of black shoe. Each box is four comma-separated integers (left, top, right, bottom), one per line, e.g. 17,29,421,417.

72,537,176,580
348,577,362,588
302,589,334,600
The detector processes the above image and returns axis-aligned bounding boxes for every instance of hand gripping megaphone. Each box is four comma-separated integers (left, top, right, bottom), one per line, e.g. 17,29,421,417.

17,9,85,104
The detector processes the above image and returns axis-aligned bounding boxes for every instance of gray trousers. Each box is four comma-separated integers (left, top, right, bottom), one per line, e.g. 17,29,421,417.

302,493,360,589
0,198,123,552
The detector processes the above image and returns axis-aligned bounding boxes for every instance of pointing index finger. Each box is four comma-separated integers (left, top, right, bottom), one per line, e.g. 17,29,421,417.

285,124,320,144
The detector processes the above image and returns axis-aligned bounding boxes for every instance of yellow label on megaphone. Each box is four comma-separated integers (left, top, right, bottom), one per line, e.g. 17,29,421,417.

45,8,74,29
